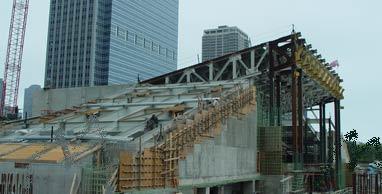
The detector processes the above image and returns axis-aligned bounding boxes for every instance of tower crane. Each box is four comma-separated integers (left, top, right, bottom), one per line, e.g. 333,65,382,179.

1,0,30,118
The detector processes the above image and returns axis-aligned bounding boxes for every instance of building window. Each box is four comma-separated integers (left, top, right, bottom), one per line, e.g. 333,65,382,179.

152,42,158,52
111,25,117,36
144,39,151,49
172,51,176,60
117,27,125,39
135,35,143,46
159,46,165,56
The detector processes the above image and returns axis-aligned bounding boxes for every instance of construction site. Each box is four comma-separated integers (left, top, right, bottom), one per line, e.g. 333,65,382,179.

1,30,365,193
2,0,381,194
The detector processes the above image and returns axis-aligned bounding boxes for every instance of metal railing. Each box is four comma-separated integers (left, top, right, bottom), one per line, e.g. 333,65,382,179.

352,173,382,194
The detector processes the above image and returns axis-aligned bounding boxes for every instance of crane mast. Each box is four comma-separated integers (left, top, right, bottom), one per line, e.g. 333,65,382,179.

1,0,29,118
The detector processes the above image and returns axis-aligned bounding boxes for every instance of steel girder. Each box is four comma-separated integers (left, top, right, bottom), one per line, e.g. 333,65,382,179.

143,32,344,115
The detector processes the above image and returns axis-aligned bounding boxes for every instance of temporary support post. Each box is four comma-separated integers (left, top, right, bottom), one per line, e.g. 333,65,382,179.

327,117,334,191
291,34,302,168
334,100,342,189
297,69,304,164
291,67,299,168
322,103,326,163
276,75,281,126
269,45,275,126
319,102,327,163
327,117,333,164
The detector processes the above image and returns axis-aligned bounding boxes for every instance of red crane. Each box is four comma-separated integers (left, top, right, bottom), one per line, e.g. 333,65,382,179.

1,0,30,117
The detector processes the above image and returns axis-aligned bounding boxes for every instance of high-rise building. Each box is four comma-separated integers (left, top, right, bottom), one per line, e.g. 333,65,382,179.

202,25,251,62
23,85,41,117
44,0,179,89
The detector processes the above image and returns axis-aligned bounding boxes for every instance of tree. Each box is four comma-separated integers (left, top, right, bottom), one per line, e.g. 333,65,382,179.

367,137,381,148
345,129,358,142
344,129,381,170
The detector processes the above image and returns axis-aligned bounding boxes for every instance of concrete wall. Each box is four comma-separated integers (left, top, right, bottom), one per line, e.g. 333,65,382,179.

178,111,259,189
31,84,133,117
0,162,81,194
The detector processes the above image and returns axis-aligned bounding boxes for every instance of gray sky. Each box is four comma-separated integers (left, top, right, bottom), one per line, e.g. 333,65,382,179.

1,0,381,141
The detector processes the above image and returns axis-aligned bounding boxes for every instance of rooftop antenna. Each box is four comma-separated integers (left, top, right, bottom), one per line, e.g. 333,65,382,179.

292,24,296,34
197,54,200,63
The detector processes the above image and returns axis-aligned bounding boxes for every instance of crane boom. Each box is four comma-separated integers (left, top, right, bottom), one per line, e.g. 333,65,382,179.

1,0,29,117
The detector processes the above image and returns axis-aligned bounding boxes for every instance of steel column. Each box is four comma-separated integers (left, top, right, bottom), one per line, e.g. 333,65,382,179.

319,103,323,162
291,34,301,168
322,103,327,163
334,100,342,189
269,45,275,126
328,117,333,164
276,75,281,126
292,67,299,167
297,69,304,164
319,102,327,163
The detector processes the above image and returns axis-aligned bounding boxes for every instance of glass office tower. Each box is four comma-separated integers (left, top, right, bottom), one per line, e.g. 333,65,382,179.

44,0,178,88
202,25,250,62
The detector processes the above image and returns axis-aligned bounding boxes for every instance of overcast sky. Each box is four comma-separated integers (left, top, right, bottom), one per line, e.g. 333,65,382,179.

0,0,381,141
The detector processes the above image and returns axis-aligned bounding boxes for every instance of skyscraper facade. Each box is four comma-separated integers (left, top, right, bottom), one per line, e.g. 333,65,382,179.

202,25,251,62
23,85,41,117
44,0,178,89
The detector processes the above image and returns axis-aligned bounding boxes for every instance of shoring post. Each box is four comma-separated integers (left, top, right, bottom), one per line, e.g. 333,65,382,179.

276,75,281,126
297,69,304,164
269,44,275,126
334,100,342,189
319,102,327,163
327,117,334,190
291,34,300,168
291,66,299,168
328,117,334,164
291,33,303,169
